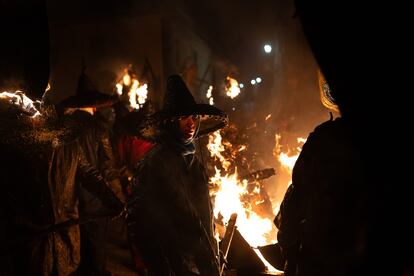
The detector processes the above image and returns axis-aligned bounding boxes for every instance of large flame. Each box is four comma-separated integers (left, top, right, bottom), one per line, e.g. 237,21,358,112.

207,130,279,272
116,68,148,110
211,168,276,247
207,119,307,274
225,76,241,99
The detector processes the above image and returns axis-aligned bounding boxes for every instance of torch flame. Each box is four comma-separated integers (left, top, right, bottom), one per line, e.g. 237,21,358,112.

225,76,241,99
123,73,132,86
116,67,148,110
115,83,123,96
206,85,214,105
0,90,41,118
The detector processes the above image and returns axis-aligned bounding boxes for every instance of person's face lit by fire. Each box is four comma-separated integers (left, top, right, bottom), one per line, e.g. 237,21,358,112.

178,115,198,140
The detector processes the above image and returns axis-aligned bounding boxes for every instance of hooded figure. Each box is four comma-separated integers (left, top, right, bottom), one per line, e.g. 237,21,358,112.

270,1,411,276
0,72,123,276
127,75,228,275
0,92,124,275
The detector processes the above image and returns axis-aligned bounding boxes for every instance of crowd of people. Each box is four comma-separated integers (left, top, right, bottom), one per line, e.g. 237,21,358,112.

1,0,412,275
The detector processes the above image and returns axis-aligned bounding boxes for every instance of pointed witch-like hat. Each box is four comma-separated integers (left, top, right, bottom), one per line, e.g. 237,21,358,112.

59,71,118,108
139,74,228,141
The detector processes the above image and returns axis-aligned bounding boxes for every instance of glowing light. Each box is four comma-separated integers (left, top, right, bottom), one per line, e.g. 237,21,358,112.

115,83,123,96
207,130,281,273
256,77,262,83
239,83,244,88
265,114,272,121
225,77,241,99
251,79,256,85
206,85,213,98
206,85,214,105
207,131,231,171
264,44,272,53
274,133,307,185
116,67,148,110
123,73,131,86
0,90,41,118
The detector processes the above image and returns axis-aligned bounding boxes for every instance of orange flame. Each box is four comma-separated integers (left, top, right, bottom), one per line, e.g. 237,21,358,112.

0,90,41,118
274,134,306,185
116,68,148,110
210,168,276,247
206,85,214,105
207,130,280,273
207,130,231,171
225,76,241,99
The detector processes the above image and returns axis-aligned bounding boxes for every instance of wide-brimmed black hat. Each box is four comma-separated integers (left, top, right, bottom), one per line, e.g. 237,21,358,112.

59,72,118,108
139,75,228,141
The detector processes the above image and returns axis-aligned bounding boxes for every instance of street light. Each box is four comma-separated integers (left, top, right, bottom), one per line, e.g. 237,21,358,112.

264,44,272,53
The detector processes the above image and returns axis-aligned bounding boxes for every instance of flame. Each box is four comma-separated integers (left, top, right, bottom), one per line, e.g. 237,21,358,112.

274,134,306,185
238,145,246,152
297,137,307,144
123,73,132,86
115,83,123,96
278,153,299,172
207,130,232,171
206,85,214,105
0,90,41,118
116,68,148,110
225,76,241,99
207,123,307,273
211,168,276,247
207,130,280,273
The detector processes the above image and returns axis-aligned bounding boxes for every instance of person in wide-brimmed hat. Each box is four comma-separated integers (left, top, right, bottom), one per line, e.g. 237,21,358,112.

0,76,124,275
127,75,228,275
58,72,125,276
59,71,118,109
138,75,228,143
